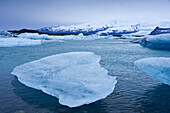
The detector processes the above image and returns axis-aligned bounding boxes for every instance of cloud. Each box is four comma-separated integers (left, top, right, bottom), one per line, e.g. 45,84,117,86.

0,0,170,29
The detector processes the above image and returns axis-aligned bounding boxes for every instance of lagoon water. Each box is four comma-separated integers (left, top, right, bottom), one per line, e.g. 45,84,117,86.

0,39,170,113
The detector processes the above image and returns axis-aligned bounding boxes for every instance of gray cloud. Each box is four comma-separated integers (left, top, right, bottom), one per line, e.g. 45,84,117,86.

0,0,170,30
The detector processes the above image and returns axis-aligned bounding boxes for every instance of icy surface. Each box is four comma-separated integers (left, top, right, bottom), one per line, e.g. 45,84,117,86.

130,29,152,36
0,38,41,47
97,24,139,35
135,57,170,86
18,33,117,40
149,27,170,35
0,29,13,38
11,52,117,107
18,33,60,40
37,18,170,36
139,34,170,50
146,34,170,43
38,21,139,35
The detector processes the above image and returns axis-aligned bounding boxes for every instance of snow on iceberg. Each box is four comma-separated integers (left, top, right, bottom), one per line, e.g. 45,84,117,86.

146,34,170,43
17,33,58,40
139,34,170,50
98,24,139,35
0,38,41,47
0,29,13,38
18,33,115,40
135,57,170,86
149,27,170,35
11,52,117,107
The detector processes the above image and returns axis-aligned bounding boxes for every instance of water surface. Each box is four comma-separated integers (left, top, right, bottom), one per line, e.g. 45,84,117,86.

0,39,170,113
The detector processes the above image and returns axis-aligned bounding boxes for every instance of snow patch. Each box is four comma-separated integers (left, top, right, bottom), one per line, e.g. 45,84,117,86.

18,33,117,40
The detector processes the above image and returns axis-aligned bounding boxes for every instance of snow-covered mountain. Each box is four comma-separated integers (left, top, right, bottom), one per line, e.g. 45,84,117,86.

37,23,109,35
37,20,140,35
6,18,170,36
37,18,170,36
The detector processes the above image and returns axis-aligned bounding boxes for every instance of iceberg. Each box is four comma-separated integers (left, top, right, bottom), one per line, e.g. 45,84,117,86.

149,27,170,35
139,34,170,50
0,38,41,47
11,52,117,107
17,33,58,40
135,57,170,86
17,33,115,40
0,29,13,38
98,24,139,35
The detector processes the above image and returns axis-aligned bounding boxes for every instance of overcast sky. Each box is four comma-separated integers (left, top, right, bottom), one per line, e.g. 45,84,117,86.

1,0,170,30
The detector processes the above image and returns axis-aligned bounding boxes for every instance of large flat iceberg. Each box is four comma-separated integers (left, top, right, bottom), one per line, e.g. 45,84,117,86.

0,38,41,47
11,52,117,107
139,34,170,50
135,57,170,86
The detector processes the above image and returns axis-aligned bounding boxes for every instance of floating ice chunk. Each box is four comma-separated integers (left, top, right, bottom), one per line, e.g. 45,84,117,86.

18,33,114,40
0,29,13,38
98,24,139,35
11,52,117,107
18,33,56,40
149,27,170,35
139,34,170,50
135,57,170,86
78,33,84,37
146,34,170,44
0,38,41,47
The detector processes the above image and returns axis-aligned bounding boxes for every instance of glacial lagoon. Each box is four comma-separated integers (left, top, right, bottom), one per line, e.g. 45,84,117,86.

0,39,170,113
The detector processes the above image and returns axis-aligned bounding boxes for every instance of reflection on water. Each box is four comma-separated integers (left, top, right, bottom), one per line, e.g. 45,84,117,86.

12,77,103,113
0,39,170,113
140,84,170,113
12,77,170,113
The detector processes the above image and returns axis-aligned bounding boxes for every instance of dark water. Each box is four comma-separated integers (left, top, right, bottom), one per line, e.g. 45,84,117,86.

0,39,170,113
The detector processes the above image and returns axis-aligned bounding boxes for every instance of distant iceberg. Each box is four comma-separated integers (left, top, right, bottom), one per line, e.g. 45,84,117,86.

18,33,57,40
11,52,117,107
139,34,170,50
0,29,13,38
0,38,41,47
135,57,170,86
149,27,170,35
0,29,42,47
